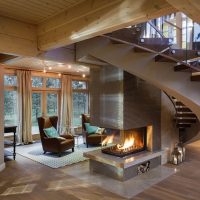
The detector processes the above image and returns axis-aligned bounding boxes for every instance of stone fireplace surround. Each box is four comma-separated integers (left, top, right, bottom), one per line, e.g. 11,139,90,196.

84,125,164,181
87,65,177,181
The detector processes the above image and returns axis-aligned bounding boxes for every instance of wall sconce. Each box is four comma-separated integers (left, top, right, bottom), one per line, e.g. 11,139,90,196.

196,51,200,56
169,38,173,44
171,50,176,54
140,38,145,43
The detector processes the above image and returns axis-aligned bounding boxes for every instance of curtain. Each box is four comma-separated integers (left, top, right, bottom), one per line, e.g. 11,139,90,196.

59,75,72,134
17,70,33,144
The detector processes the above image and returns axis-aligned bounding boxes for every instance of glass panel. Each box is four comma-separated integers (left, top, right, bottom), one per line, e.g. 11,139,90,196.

193,22,200,50
32,93,42,134
47,93,58,116
4,75,17,86
73,92,88,126
4,90,18,126
32,77,43,88
72,80,87,89
46,78,61,88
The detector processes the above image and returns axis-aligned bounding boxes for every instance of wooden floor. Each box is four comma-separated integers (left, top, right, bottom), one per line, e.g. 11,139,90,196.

1,141,200,200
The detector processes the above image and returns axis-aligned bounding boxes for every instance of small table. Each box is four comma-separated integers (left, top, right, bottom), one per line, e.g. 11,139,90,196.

74,133,82,147
4,126,17,160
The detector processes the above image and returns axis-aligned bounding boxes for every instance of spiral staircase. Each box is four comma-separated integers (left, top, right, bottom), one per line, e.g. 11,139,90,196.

76,26,200,143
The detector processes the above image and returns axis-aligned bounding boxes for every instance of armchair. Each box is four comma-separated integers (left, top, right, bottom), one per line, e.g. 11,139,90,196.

37,116,74,156
82,114,106,148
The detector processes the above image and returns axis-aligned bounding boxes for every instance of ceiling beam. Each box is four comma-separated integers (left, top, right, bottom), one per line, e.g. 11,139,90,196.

0,16,38,56
37,0,122,36
166,0,200,23
38,0,176,51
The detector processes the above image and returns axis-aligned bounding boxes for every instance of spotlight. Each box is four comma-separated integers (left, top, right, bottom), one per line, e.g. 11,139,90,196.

82,74,86,78
171,50,176,54
58,73,61,77
140,38,145,43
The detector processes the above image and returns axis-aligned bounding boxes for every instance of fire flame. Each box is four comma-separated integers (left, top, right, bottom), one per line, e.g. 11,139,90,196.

102,135,114,146
117,136,135,150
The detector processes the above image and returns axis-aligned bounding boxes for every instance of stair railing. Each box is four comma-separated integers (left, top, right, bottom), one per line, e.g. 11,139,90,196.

101,34,200,73
163,92,178,123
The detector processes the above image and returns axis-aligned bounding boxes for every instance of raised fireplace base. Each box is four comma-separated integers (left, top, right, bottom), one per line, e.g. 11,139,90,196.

83,149,163,181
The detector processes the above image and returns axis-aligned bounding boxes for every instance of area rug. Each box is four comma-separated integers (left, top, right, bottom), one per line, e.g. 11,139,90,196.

6,142,100,169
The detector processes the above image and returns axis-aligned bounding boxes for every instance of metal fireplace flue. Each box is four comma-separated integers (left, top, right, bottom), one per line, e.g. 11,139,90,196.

101,127,147,157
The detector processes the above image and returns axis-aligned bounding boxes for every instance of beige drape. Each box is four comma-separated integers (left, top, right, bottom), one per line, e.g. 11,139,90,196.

17,70,33,144
59,75,72,134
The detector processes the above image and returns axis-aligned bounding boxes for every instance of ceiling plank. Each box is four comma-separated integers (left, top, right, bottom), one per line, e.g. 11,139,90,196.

0,16,38,56
166,0,200,23
37,0,122,35
38,0,176,51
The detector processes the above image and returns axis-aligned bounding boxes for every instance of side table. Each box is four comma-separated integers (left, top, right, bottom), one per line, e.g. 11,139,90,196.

74,133,82,147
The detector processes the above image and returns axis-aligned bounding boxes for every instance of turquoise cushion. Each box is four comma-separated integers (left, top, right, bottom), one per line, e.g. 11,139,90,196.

85,123,99,134
43,127,59,138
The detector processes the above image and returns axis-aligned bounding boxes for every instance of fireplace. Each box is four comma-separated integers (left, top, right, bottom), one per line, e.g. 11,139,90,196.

101,127,147,157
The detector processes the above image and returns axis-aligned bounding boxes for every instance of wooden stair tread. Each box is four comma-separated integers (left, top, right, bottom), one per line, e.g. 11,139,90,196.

155,54,177,63
191,73,200,81
174,64,192,72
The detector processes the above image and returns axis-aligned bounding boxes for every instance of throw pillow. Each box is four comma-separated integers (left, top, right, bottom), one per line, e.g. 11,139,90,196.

85,123,99,134
43,127,59,138
96,127,105,135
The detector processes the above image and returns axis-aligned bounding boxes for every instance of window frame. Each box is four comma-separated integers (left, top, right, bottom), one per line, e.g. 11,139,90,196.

4,71,18,126
31,75,61,125
72,78,89,127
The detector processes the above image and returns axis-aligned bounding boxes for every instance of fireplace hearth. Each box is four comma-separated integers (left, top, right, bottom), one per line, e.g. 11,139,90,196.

101,127,147,157
84,125,164,181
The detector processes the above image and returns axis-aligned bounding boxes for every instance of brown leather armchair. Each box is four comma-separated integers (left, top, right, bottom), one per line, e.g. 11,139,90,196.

82,114,106,148
37,116,74,156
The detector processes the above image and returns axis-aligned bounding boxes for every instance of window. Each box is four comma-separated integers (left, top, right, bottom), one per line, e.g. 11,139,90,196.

72,80,87,89
73,92,88,126
72,80,89,126
4,75,17,86
47,93,58,116
4,74,17,126
46,78,61,88
4,90,18,126
31,76,61,133
32,77,43,88
32,93,42,134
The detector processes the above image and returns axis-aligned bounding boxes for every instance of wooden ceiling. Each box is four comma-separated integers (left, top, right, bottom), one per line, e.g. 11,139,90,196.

166,0,200,23
0,0,85,24
0,0,199,64
4,57,90,74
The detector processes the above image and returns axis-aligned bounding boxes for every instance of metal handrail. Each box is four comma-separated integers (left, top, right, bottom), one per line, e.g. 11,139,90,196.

163,92,178,119
101,34,200,72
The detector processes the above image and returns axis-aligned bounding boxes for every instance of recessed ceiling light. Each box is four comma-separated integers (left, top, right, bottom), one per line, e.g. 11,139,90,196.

58,73,61,77
76,70,80,72
58,63,64,67
68,64,72,69
82,74,86,78
48,66,52,70
43,68,46,73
